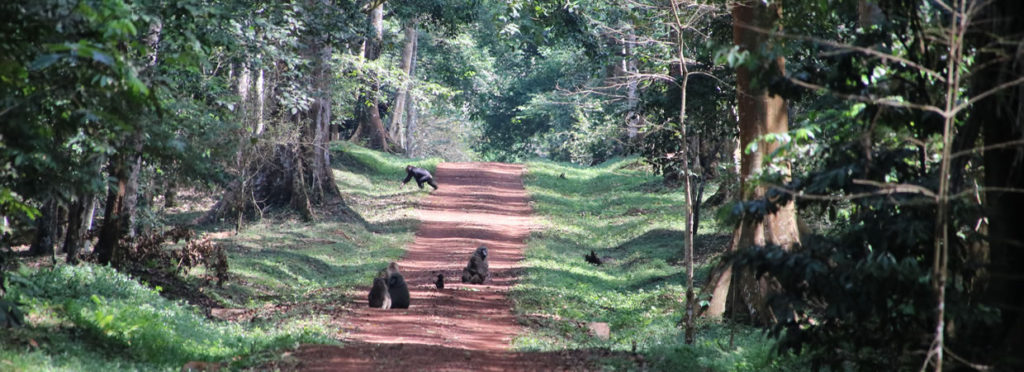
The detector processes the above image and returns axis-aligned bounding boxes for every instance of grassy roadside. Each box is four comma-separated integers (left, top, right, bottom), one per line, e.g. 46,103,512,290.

200,142,439,309
514,157,800,371
0,142,439,371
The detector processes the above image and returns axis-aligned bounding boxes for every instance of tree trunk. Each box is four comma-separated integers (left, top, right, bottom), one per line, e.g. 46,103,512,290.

94,19,162,266
857,0,884,28
305,40,341,204
624,32,640,140
122,153,145,237
163,178,177,208
28,198,59,257
95,172,127,265
63,197,89,264
973,0,1024,366
701,0,800,325
404,29,419,154
389,21,418,150
350,3,394,151
602,31,640,141
79,195,97,257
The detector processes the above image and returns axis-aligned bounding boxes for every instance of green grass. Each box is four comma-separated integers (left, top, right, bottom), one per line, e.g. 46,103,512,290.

200,142,438,307
1,146,803,370
2,265,332,371
0,142,441,371
514,157,803,371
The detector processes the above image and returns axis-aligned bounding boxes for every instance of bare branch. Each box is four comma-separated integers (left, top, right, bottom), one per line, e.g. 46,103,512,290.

950,139,1024,159
955,76,1024,113
852,179,937,198
734,23,947,81
789,77,946,115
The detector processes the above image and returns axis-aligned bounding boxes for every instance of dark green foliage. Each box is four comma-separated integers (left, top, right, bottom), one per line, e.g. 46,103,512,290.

0,299,25,328
722,1,1014,370
635,63,735,180
469,44,600,161
0,0,154,222
392,0,480,35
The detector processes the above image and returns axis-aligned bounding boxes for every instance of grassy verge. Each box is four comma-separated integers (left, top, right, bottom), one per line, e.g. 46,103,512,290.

514,157,801,371
200,142,439,309
2,265,333,371
0,142,439,371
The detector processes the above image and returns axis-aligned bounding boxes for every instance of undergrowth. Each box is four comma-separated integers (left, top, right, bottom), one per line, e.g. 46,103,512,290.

514,157,804,371
0,142,439,371
1,265,330,371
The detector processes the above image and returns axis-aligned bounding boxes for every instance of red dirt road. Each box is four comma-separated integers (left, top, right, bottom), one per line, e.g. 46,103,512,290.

290,163,580,371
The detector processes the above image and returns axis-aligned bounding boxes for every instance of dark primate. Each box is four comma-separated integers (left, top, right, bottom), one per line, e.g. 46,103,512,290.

401,165,438,190
584,250,602,266
367,276,391,309
461,246,489,284
386,262,410,309
434,273,445,289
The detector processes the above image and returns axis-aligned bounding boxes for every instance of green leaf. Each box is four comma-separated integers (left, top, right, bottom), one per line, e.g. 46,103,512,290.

29,53,62,71
91,50,114,67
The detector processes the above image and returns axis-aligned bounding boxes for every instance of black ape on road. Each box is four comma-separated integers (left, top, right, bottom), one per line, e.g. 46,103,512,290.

401,165,438,190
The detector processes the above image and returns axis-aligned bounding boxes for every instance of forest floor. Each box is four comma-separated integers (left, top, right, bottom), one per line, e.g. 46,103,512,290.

279,162,588,371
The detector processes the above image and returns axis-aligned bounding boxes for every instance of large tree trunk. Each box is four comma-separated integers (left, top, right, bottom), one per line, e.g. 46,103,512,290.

94,19,162,266
350,3,394,151
305,37,341,204
701,0,800,325
388,21,418,151
973,0,1024,366
93,94,146,266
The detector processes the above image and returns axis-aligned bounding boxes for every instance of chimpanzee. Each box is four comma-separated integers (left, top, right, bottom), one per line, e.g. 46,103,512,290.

434,273,445,289
401,165,438,191
367,276,391,309
461,246,489,284
385,262,410,309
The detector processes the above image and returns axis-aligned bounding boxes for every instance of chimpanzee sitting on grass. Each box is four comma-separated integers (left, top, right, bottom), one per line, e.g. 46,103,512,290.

401,165,438,191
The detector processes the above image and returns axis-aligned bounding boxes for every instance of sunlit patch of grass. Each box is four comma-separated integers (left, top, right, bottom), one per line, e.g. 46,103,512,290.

514,157,801,371
199,142,441,310
1,265,334,371
3,143,442,369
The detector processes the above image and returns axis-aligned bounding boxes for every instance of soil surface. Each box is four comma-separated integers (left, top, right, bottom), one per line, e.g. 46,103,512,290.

288,162,585,371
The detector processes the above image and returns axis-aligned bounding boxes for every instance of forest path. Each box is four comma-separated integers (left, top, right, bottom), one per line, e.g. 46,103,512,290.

289,162,577,371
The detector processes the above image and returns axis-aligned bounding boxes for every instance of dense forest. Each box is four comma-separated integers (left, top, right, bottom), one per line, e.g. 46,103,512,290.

1,0,1022,370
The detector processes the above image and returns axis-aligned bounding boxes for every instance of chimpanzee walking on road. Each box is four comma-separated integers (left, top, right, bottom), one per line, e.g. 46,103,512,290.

401,165,438,191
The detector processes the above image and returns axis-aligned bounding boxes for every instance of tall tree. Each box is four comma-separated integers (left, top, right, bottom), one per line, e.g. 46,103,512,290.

349,1,395,151
205,0,352,224
404,27,420,153
389,20,419,151
971,0,1024,368
299,0,343,212
702,0,800,324
95,18,163,266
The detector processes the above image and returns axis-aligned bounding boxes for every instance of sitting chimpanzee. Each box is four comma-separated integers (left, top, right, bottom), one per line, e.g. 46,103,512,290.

461,246,489,284
401,165,438,191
